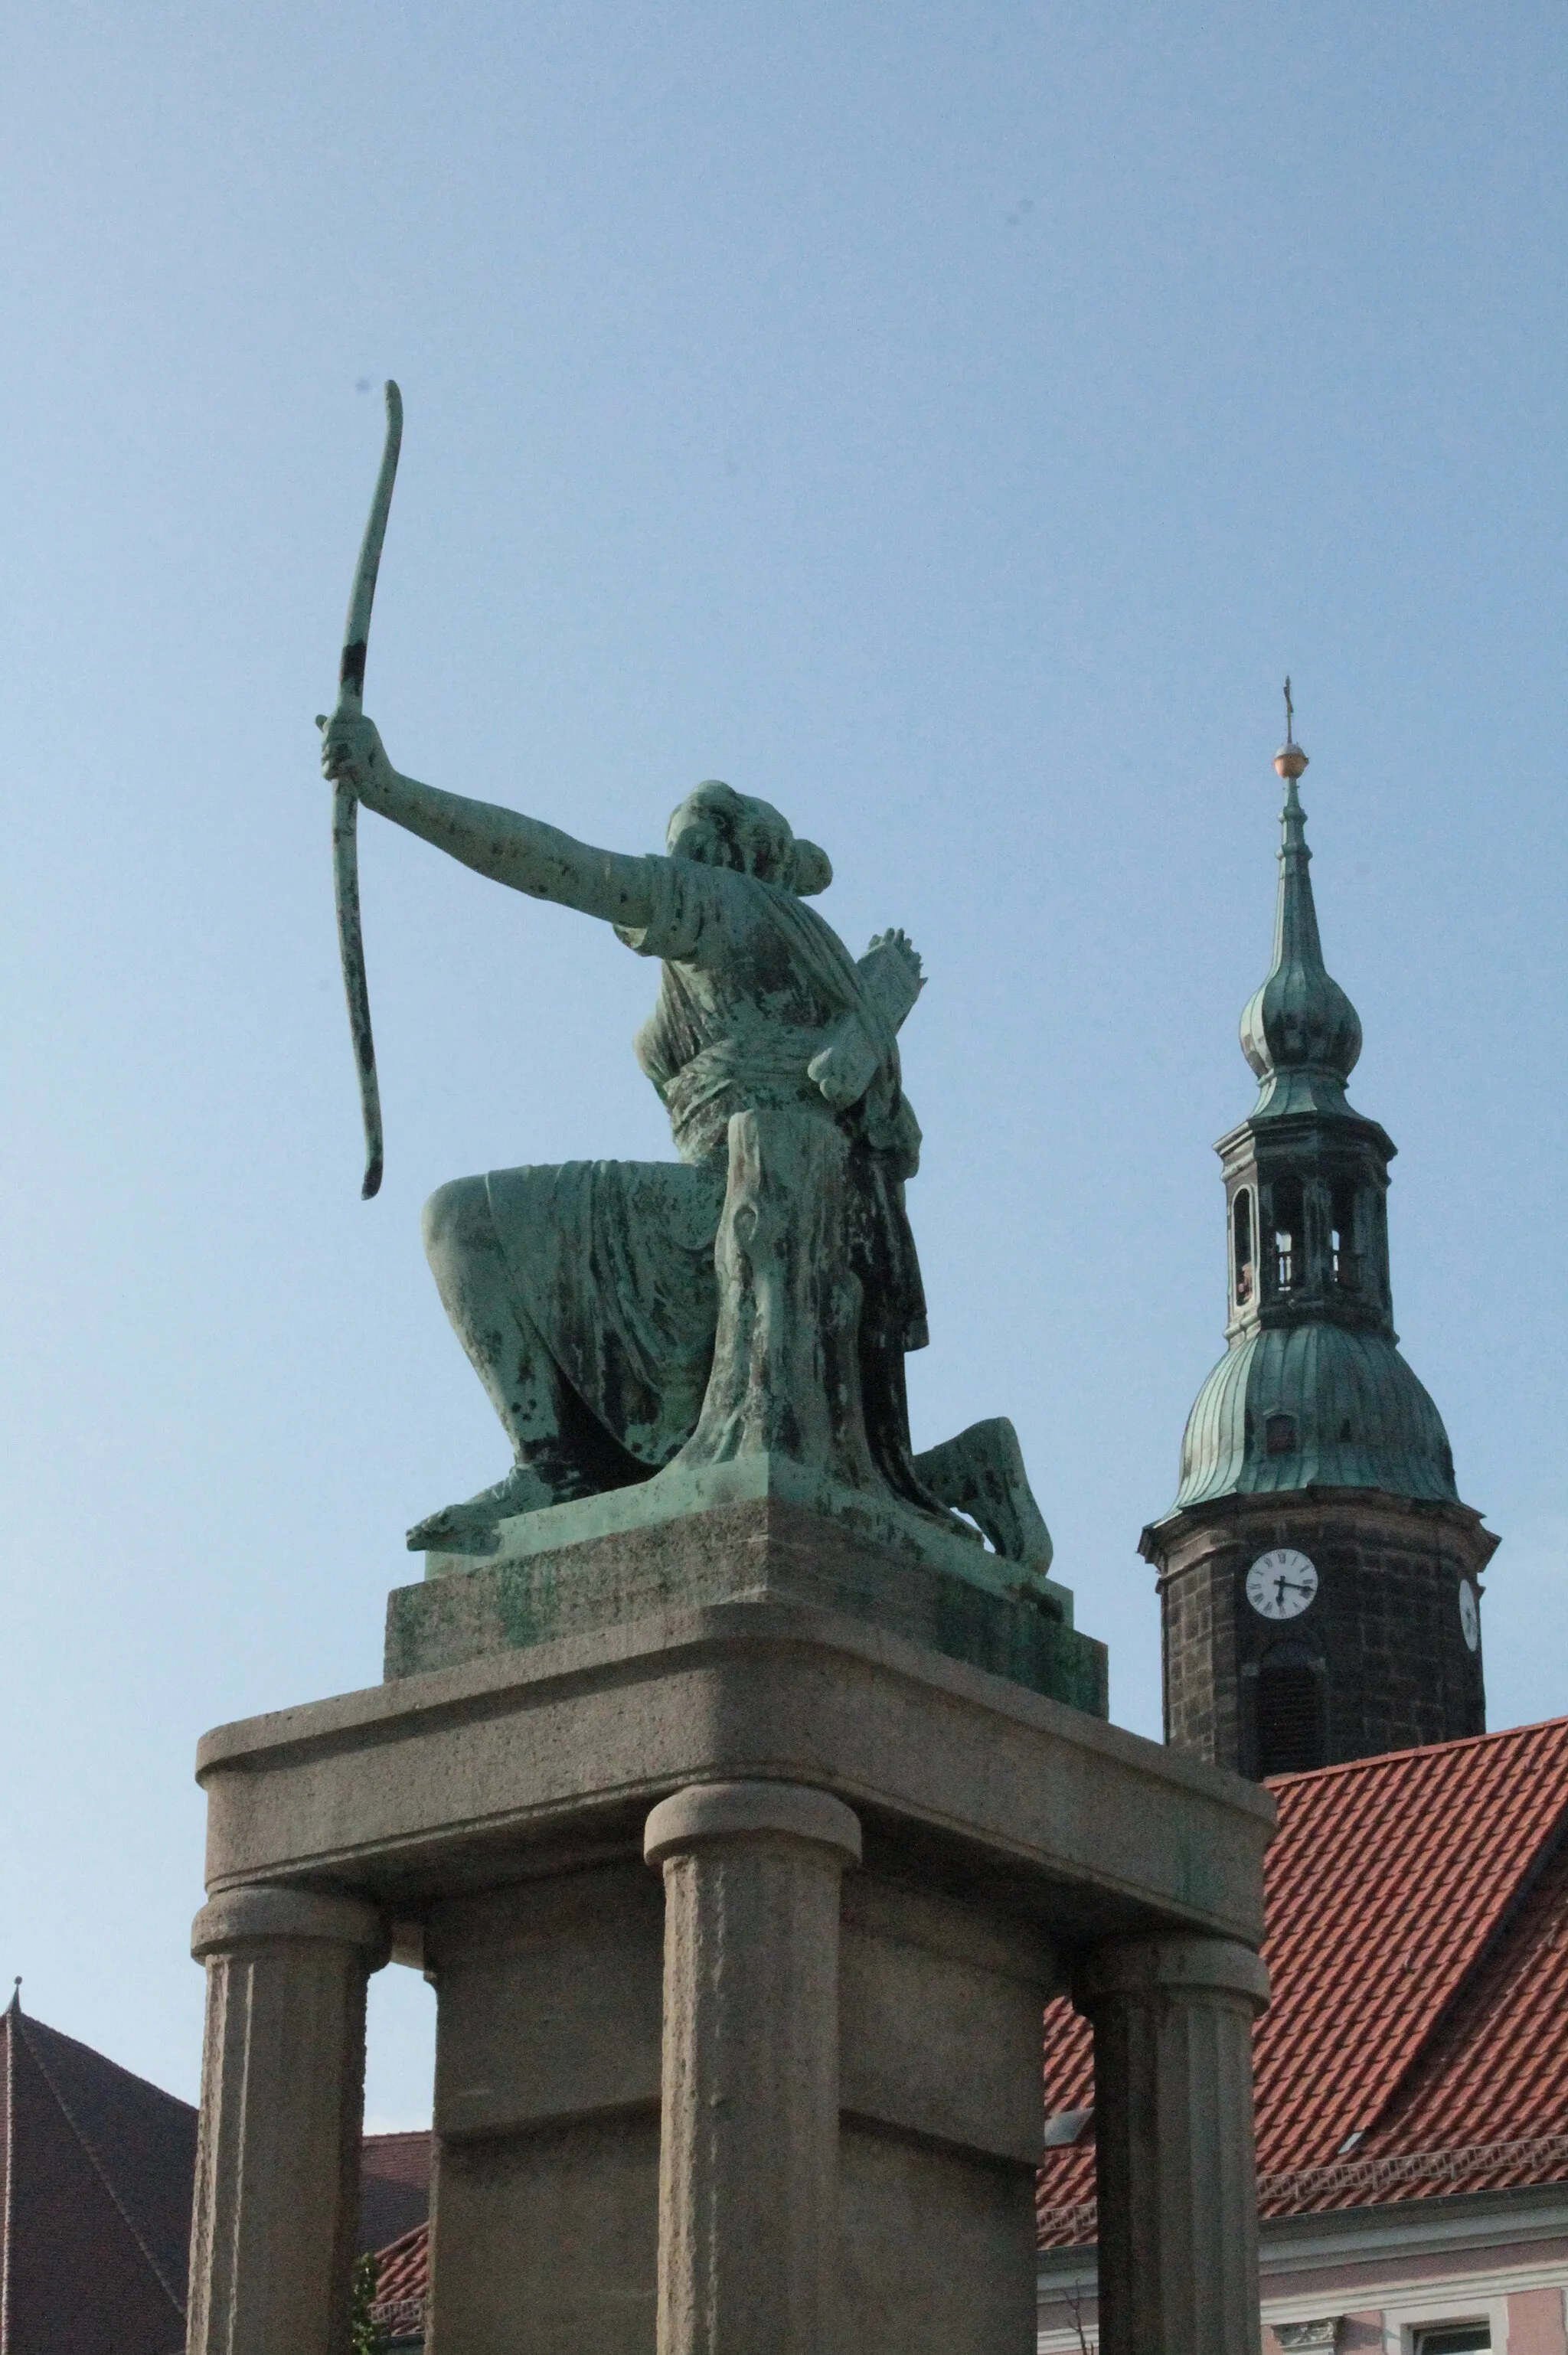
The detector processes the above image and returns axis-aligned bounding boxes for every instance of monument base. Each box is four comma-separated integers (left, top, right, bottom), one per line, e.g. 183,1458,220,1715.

189,1505,1274,2355
394,1466,1105,1711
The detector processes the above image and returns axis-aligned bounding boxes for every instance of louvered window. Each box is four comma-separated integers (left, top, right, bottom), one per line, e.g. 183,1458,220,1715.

1256,1642,1324,1775
1272,1178,1303,1292
1331,1181,1359,1291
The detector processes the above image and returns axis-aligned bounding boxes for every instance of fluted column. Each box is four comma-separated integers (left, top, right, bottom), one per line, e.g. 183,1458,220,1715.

187,1883,387,2355
645,1779,862,2355
1074,1934,1270,2355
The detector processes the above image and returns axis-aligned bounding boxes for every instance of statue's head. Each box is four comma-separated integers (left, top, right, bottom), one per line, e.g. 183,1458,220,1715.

665,781,832,898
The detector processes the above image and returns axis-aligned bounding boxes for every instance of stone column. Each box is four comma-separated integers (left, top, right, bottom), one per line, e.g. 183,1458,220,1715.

1073,1934,1270,2355
186,1883,387,2355
645,1779,862,2355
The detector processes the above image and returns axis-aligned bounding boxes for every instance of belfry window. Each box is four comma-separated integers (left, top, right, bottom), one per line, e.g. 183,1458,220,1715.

1256,1640,1325,1776
1331,1183,1358,1291
1272,1178,1303,1292
1233,1190,1254,1305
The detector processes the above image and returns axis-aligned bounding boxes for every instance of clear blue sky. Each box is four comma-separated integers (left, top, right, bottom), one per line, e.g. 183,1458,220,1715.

3,3,1563,2128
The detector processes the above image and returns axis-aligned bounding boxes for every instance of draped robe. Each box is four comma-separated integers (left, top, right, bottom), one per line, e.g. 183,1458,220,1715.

483,853,929,1497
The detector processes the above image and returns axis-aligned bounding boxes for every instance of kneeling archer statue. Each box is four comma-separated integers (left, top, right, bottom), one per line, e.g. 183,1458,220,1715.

317,391,1051,1578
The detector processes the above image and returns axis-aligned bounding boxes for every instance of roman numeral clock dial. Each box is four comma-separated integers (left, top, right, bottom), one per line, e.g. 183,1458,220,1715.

1245,1547,1318,1621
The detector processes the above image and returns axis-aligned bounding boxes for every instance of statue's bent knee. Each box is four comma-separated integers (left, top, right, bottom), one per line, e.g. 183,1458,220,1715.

422,1174,492,1267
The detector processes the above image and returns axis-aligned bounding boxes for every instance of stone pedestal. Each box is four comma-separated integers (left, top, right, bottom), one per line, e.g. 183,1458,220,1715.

421,1863,665,2352
1075,1935,1272,2355
188,1514,1275,2354
185,1885,386,2355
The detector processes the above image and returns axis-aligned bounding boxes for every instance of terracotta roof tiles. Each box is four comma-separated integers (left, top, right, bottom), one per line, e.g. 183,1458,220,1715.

1039,1715,1568,2244
370,2216,431,2340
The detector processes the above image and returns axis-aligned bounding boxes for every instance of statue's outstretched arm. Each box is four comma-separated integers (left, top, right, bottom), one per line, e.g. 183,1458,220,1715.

321,712,655,929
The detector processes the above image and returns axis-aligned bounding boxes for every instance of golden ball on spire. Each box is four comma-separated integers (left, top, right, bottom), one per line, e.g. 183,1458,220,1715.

1276,678,1308,778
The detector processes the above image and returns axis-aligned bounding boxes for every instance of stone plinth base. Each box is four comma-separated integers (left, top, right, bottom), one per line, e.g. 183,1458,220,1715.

392,1483,1106,1713
189,1509,1274,2355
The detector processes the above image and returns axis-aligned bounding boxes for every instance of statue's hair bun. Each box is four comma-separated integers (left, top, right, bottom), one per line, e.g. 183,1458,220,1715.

789,839,833,897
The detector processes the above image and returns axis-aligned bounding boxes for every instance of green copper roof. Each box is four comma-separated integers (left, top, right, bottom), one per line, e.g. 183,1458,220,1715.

1239,767,1364,1119
1174,1323,1459,1509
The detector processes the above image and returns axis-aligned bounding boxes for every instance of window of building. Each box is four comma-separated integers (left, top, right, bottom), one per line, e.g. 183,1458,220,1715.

1233,1189,1254,1305
1272,1178,1303,1292
1265,1412,1297,1457
1330,1182,1358,1291
1384,2293,1503,2354
1256,1640,1324,1775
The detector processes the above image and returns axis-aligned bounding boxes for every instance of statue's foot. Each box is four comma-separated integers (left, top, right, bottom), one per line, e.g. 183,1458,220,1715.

407,1462,565,1555
913,1416,1054,1573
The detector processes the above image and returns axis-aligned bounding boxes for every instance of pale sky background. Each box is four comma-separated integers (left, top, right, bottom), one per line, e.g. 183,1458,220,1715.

2,3,1564,2129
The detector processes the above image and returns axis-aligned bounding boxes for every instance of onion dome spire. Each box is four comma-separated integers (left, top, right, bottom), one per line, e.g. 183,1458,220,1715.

1239,681,1363,1117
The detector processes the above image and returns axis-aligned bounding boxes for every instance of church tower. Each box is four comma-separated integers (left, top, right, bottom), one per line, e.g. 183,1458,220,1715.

1142,710,1496,1779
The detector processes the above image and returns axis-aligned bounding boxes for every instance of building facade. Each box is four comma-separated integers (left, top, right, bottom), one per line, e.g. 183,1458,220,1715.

1142,728,1496,1778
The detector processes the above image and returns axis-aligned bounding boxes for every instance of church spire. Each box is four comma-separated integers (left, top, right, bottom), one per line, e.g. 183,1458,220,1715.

1142,691,1495,1783
1238,690,1363,1117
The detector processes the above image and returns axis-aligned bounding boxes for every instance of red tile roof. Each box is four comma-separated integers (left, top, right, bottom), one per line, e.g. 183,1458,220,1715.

363,2130,433,2188
374,2218,431,2301
1039,1714,1568,2244
360,2129,432,2252
370,2217,431,2338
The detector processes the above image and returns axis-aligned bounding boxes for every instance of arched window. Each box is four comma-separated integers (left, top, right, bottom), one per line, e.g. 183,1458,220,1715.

1331,1181,1358,1291
1272,1177,1304,1292
1256,1639,1325,1776
1233,1189,1254,1305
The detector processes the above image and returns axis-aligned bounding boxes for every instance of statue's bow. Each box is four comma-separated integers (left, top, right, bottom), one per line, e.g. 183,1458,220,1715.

326,380,403,1199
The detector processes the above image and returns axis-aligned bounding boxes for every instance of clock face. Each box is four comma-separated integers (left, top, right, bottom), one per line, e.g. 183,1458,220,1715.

1246,1547,1318,1621
1459,1579,1480,1653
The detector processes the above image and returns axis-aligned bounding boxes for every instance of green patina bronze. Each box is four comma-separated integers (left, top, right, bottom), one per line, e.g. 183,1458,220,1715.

322,705,1102,1707
382,1485,1105,1710
1165,733,1459,1517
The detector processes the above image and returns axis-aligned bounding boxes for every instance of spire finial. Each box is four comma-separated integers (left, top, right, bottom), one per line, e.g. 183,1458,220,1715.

1275,676,1308,782
1241,700,1361,1111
